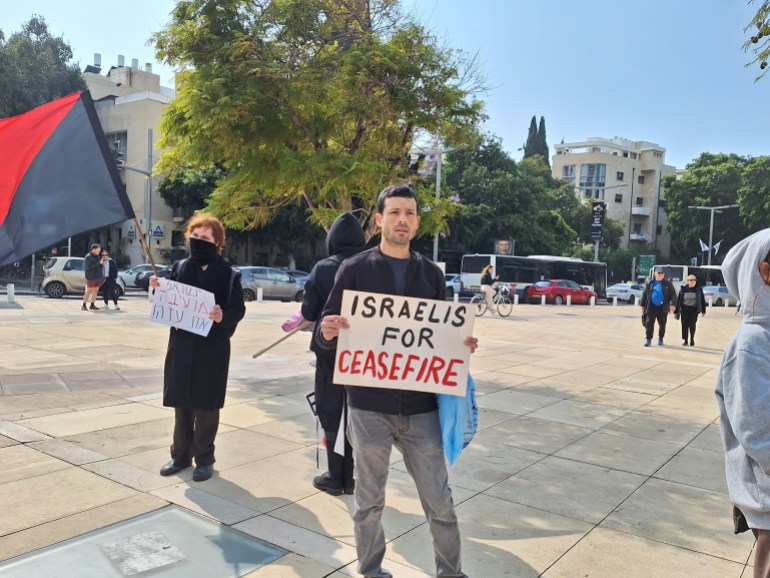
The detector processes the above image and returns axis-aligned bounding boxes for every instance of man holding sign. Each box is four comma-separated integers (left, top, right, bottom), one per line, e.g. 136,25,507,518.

320,185,478,578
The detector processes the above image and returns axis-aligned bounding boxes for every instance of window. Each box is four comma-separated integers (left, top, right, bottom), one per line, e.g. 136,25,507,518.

616,171,624,181
657,225,663,234
623,152,629,158
614,194,623,203
637,175,645,184
562,165,576,185
633,223,642,233
579,163,606,190
636,197,644,206
105,131,127,166
630,153,638,160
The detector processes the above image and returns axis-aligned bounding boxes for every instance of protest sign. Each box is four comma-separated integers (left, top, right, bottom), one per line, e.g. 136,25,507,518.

334,290,474,397
149,278,215,337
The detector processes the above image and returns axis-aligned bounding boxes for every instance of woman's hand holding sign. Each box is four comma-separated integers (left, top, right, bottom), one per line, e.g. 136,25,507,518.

210,304,223,323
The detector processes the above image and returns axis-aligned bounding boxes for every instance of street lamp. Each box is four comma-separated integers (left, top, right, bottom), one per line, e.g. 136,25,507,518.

687,204,739,266
575,183,629,261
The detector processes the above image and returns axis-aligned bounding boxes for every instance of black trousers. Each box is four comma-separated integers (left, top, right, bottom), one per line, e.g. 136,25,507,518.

170,407,219,466
644,305,669,340
102,277,119,305
679,306,699,341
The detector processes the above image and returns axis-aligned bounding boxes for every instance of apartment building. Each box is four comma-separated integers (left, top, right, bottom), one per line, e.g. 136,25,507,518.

552,137,676,256
83,55,178,267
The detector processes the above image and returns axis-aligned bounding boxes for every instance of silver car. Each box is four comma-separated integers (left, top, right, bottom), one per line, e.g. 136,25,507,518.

238,266,304,302
42,257,126,298
606,283,644,304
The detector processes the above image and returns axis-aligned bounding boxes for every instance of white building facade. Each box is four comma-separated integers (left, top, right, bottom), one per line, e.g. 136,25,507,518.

551,137,676,257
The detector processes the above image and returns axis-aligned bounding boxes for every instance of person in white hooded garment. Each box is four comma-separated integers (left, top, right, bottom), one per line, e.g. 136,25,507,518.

716,227,770,578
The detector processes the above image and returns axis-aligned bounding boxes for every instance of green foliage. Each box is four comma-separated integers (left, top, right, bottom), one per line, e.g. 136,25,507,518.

522,115,550,167
153,0,485,241
738,156,770,231
157,165,226,220
663,153,750,260
0,16,85,117
743,1,770,80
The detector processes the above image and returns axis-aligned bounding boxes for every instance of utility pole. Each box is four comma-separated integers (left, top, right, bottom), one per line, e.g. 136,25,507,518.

687,204,739,266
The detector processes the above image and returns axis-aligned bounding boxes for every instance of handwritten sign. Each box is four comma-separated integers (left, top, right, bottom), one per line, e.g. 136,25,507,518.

334,290,474,397
149,278,215,337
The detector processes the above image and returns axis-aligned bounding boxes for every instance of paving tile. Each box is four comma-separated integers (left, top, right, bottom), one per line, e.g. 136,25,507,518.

81,459,174,492
541,526,745,578
27,438,108,465
0,468,137,537
209,428,305,470
527,400,628,430
0,420,51,442
248,411,318,446
150,483,262,525
16,402,171,437
602,478,753,563
241,553,343,578
474,415,593,455
555,430,682,476
602,410,706,445
0,435,18,448
0,445,72,484
476,389,562,416
219,394,310,428
386,494,592,577
689,423,724,452
571,387,657,411
61,417,174,458
654,447,728,494
487,456,646,524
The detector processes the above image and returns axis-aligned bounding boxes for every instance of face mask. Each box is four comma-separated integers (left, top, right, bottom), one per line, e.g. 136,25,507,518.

189,237,218,265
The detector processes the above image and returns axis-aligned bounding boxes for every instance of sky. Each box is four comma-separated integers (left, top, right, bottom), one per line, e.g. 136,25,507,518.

3,0,769,169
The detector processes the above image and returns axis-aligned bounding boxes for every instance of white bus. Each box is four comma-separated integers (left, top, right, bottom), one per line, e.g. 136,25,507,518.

460,254,608,300
644,264,725,287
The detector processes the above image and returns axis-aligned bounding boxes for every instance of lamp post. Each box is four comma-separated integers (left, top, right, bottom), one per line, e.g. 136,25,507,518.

428,144,461,262
687,204,739,266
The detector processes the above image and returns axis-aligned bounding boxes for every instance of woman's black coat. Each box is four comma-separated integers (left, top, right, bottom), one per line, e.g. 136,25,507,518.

162,256,245,410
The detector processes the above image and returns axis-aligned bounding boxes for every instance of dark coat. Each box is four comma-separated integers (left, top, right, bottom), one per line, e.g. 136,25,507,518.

104,258,118,280
163,256,245,410
675,284,707,315
320,246,446,416
301,213,365,431
84,252,103,280
641,277,677,311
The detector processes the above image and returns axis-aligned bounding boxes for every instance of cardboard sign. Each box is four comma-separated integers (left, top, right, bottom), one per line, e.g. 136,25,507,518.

149,278,215,337
334,290,474,397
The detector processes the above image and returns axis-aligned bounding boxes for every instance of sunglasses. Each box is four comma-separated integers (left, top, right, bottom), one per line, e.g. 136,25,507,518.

687,278,696,281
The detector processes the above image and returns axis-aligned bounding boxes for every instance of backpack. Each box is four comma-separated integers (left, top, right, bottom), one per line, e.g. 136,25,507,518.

173,259,241,336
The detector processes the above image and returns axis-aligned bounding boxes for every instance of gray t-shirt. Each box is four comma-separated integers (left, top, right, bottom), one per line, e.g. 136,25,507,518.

384,254,410,295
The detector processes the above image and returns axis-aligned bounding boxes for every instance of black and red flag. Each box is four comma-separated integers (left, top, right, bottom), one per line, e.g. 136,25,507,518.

0,91,134,267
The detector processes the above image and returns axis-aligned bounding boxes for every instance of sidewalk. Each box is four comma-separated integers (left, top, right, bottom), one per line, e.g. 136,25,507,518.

0,295,754,577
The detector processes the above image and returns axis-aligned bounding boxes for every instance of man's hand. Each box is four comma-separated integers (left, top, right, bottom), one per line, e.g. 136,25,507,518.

465,336,478,354
320,315,349,341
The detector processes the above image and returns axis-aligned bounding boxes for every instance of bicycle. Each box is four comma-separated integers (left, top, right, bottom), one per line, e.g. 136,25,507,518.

470,283,513,317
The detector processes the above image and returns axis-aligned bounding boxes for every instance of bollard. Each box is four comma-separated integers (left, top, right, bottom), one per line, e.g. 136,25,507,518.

566,294,572,306
453,293,459,303
633,295,638,306
6,283,14,304
514,293,519,305
540,294,546,306
612,296,618,307
257,287,263,302
724,300,730,308
590,295,596,306
708,297,713,307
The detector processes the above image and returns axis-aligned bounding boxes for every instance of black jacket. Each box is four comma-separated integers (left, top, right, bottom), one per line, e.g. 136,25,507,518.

162,256,245,410
641,277,677,311
675,284,707,315
84,252,103,280
320,246,446,416
104,258,118,280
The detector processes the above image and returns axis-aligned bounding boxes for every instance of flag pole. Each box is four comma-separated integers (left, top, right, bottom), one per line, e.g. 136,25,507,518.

252,320,313,359
133,217,160,275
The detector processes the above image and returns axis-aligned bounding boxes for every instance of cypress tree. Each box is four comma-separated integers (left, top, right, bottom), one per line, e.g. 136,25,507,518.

523,115,538,159
537,116,550,167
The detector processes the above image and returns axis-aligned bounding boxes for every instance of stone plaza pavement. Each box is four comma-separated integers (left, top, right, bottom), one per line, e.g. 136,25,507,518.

0,293,755,577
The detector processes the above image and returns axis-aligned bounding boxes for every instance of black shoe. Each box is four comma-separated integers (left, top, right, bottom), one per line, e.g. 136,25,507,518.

690,339,695,346
343,480,355,495
160,459,192,476
313,472,343,496
192,464,214,482
89,304,99,311
81,303,87,311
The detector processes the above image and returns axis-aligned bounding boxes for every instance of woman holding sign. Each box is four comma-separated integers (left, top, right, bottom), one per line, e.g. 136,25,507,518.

153,215,245,483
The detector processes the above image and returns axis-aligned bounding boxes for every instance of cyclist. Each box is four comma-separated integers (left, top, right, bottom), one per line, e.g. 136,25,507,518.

480,264,498,313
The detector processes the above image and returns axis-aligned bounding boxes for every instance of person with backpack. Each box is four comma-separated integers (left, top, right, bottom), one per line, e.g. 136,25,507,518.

301,212,366,496
151,214,245,483
640,267,677,346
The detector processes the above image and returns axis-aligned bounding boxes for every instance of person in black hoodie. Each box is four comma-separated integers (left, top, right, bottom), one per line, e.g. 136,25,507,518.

674,274,706,346
301,212,366,496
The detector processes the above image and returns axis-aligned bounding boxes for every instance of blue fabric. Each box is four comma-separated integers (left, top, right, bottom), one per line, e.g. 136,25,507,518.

437,374,478,465
651,280,664,306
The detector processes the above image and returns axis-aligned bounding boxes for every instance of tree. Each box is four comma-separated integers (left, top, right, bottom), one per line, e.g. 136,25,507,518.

0,16,85,117
522,116,539,160
157,165,226,221
743,1,770,80
662,153,750,260
537,116,550,167
153,0,485,241
737,155,770,232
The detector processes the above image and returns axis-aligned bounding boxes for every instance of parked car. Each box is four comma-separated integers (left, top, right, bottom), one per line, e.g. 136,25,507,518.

118,264,154,288
42,257,126,299
702,285,737,307
525,279,597,305
445,273,463,298
238,266,304,302
281,268,309,288
135,266,173,291
606,283,644,304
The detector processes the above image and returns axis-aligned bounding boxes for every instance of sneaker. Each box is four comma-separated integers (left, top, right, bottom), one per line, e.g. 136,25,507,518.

81,303,87,311
89,304,99,311
103,304,109,310
682,340,688,346
644,339,651,347
658,338,664,346
115,305,120,311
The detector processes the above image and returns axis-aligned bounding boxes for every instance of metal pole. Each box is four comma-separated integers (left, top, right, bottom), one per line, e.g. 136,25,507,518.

594,239,600,262
146,128,153,263
433,149,442,262
708,208,715,267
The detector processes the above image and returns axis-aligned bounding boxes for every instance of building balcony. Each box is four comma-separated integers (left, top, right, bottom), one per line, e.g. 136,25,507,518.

629,232,648,242
631,206,651,217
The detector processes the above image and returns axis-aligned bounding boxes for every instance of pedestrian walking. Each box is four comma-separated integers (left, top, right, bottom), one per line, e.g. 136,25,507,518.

674,274,706,346
100,250,120,310
319,184,478,578
640,267,677,346
301,212,366,496
82,243,103,311
153,215,245,483
716,228,770,578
